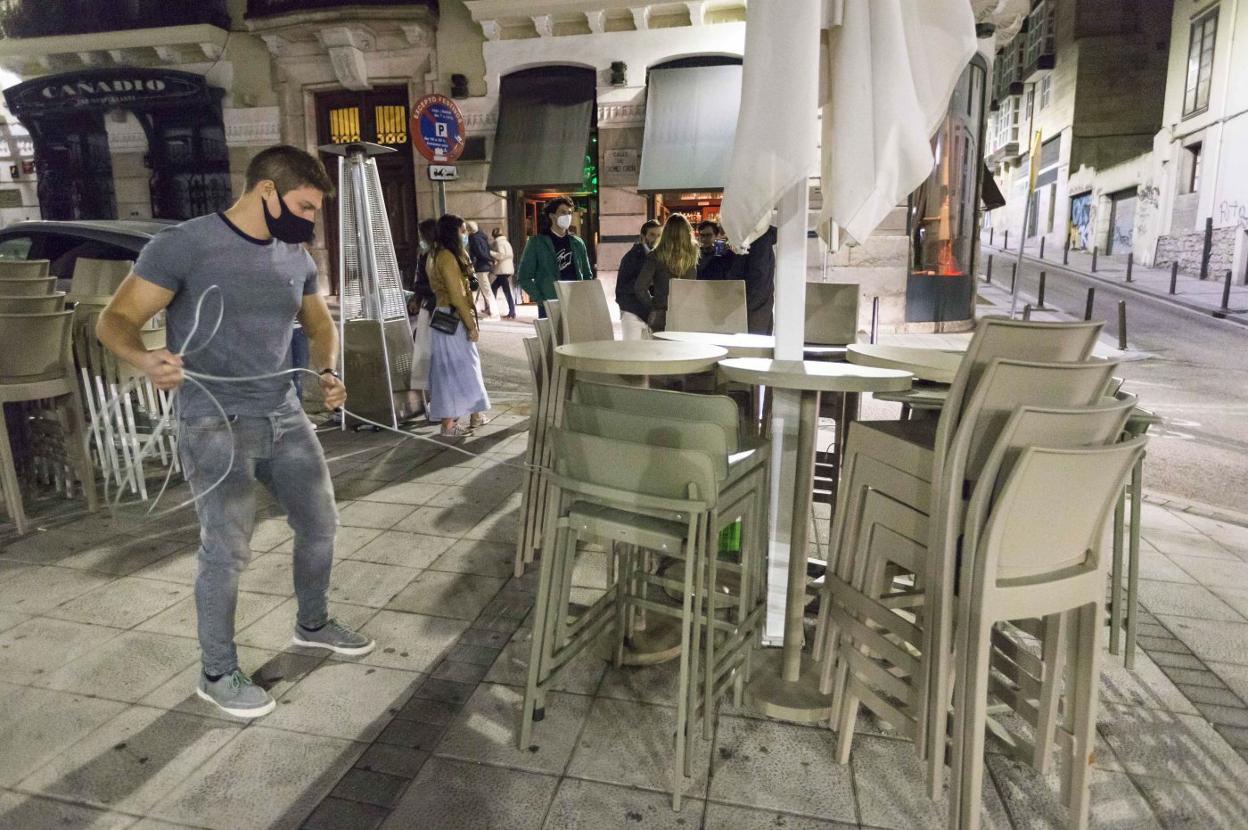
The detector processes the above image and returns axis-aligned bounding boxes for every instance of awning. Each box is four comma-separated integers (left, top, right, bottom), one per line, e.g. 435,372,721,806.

487,67,595,191
638,64,743,193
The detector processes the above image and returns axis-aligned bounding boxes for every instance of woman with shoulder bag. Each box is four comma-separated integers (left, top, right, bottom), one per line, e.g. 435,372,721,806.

406,218,438,418
634,213,699,332
428,214,491,437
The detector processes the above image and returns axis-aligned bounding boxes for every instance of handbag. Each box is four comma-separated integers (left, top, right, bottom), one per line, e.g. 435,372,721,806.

430,308,460,335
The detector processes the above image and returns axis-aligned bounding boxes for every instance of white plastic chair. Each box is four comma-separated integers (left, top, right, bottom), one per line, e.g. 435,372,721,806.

553,279,614,343
667,279,747,334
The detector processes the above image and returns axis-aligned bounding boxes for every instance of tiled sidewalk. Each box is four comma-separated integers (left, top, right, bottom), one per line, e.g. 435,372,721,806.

3,407,1248,829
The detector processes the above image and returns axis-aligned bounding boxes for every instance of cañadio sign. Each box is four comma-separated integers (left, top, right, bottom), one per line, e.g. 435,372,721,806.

4,68,214,118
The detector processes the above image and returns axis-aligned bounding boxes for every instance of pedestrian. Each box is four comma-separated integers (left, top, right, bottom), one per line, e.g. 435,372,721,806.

729,225,777,334
428,213,490,437
516,196,593,318
95,144,375,719
696,219,736,280
406,217,438,418
615,219,661,339
466,220,498,318
634,213,699,333
489,226,517,320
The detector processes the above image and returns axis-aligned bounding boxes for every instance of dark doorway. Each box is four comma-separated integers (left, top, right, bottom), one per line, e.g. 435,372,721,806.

35,114,117,220
316,87,418,296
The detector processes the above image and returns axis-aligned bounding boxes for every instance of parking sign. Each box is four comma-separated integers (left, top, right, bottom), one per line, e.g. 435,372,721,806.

411,94,465,163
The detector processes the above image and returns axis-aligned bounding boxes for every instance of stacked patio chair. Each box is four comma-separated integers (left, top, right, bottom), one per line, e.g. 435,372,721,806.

0,310,98,533
520,384,769,808
667,279,747,334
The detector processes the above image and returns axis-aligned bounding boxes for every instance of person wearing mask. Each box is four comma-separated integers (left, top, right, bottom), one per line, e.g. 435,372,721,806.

95,144,373,719
465,220,497,318
516,196,593,318
428,214,490,437
615,219,661,340
696,219,736,280
729,225,778,334
634,213,699,333
489,226,516,320
406,217,438,418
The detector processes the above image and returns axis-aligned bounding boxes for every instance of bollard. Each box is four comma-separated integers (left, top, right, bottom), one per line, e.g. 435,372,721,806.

1039,236,1046,260
1063,236,1070,265
1004,229,1009,250
1200,217,1213,280
1085,287,1096,321
1022,303,1032,321
1091,246,1099,272
1170,261,1179,294
1011,262,1018,292
990,227,995,246
1118,301,1128,351
1222,270,1233,311
870,296,880,344
1038,271,1047,308
986,254,993,283
1126,252,1134,283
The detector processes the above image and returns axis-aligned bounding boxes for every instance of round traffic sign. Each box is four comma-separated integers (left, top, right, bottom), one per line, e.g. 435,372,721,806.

411,94,466,163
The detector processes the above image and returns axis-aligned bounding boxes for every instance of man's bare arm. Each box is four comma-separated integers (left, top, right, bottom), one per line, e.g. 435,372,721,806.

297,292,346,409
96,274,184,390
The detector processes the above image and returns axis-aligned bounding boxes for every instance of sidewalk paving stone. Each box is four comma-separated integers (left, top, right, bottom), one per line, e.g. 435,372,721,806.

6,399,1248,829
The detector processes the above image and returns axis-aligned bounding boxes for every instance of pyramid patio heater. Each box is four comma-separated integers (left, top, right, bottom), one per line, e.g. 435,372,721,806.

320,141,412,430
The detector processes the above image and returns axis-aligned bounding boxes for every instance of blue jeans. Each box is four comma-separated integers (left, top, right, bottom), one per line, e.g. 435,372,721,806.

290,326,309,399
178,409,337,675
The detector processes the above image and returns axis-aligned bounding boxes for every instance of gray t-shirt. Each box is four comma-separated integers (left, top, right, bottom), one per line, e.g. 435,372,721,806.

134,213,319,418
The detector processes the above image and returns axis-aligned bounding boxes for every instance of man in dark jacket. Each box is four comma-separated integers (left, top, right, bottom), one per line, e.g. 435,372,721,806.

466,221,497,317
696,219,736,280
615,219,661,339
729,225,777,334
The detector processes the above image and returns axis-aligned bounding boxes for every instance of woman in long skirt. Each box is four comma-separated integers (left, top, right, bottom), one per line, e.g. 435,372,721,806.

427,213,490,437
407,218,438,418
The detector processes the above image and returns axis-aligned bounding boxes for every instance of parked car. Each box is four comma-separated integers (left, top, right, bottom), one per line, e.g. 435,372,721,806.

0,219,175,293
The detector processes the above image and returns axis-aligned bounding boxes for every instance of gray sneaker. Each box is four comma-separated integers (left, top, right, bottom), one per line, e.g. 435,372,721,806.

292,618,376,656
196,670,276,719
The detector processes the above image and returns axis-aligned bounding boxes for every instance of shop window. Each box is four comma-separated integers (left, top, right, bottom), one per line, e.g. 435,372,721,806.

329,107,362,143
1184,7,1217,117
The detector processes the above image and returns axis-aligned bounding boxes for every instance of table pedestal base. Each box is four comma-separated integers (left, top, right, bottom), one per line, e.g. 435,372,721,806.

594,612,684,666
744,648,834,722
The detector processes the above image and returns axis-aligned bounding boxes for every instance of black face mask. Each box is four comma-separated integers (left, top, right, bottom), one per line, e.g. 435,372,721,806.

263,189,315,244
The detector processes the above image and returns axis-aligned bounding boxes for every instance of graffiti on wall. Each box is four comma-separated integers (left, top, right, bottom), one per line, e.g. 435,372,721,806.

1069,192,1093,250
1219,201,1248,226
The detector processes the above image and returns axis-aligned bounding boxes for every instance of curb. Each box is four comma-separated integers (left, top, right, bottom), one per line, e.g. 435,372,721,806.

979,245,1248,329
1143,490,1248,529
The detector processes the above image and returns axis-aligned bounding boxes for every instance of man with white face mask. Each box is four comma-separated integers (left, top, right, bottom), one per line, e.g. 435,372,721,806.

516,196,593,318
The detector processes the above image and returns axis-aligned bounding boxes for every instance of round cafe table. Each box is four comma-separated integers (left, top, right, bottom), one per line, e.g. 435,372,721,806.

846,343,963,385
717,358,913,721
551,339,728,665
653,330,775,358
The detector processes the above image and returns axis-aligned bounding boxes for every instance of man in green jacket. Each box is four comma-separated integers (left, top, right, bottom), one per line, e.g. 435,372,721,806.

516,196,594,318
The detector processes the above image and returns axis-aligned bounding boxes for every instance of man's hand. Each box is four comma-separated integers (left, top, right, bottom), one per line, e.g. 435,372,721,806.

141,349,185,391
467,328,480,343
320,372,347,410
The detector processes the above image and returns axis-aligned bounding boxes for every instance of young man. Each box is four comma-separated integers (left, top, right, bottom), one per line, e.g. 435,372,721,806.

96,144,375,719
615,219,661,340
466,220,498,318
516,196,593,318
696,219,736,280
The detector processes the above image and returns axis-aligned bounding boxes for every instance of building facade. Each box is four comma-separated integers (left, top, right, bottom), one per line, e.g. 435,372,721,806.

984,0,1175,264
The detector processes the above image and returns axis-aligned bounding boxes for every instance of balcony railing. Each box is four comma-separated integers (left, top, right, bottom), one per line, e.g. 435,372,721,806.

245,0,437,19
0,0,230,39
1025,0,1057,77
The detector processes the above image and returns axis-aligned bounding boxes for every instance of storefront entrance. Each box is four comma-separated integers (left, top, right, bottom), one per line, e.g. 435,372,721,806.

653,191,723,227
315,87,419,295
3,68,231,222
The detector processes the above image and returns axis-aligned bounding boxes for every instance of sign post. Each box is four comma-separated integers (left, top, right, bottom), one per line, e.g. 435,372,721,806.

410,94,466,219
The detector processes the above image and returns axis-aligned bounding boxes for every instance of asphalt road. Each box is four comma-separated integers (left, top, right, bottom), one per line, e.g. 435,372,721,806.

980,246,1248,515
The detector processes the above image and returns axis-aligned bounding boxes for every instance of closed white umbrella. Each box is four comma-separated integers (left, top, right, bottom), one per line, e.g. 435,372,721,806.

718,0,978,674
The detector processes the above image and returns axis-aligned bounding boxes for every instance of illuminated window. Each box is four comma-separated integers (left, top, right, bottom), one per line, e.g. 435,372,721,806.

374,105,408,145
329,107,361,143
